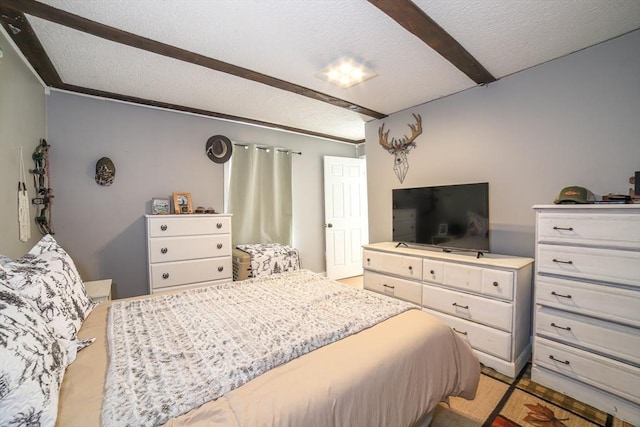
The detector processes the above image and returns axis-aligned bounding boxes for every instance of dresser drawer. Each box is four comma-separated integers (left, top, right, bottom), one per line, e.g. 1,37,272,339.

148,215,231,237
443,263,482,293
481,269,514,301
538,212,640,249
424,309,512,361
534,337,640,404
363,250,422,280
536,306,640,365
150,257,232,289
423,284,513,331
536,276,640,327
149,235,231,263
537,244,640,287
364,271,421,305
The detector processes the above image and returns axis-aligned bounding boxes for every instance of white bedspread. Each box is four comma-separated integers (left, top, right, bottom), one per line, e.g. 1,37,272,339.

101,270,415,427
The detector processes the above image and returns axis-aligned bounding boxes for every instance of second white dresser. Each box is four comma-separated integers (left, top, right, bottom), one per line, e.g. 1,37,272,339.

532,205,640,425
146,214,233,294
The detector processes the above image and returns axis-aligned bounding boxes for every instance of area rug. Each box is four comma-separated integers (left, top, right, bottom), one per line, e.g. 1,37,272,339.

430,364,635,427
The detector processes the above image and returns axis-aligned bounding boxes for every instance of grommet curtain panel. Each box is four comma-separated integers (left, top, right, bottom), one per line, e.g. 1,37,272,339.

228,144,292,246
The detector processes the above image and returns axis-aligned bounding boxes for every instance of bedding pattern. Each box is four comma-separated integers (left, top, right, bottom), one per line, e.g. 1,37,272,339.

102,269,415,427
236,243,300,277
0,283,68,427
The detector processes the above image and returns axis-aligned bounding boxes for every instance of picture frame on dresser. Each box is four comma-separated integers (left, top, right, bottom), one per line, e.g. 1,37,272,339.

172,192,193,214
151,197,170,215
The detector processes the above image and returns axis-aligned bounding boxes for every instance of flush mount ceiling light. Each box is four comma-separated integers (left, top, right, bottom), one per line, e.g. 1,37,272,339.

316,58,377,89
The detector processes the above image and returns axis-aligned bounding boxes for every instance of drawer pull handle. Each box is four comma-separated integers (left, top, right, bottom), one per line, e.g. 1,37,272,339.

552,258,573,265
452,302,469,309
367,258,370,263
492,281,499,287
551,291,572,299
160,225,168,231
549,355,570,365
217,243,223,249
162,273,169,279
160,247,168,254
552,226,574,231
382,284,395,290
430,270,435,275
216,223,223,229
408,266,413,271
551,322,571,331
452,328,467,335
218,266,224,272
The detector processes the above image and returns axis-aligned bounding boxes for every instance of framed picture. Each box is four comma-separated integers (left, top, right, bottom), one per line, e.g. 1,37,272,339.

151,197,170,215
172,192,193,214
438,223,448,236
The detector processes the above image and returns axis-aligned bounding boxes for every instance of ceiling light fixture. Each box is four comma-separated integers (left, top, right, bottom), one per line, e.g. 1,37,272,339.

316,58,377,89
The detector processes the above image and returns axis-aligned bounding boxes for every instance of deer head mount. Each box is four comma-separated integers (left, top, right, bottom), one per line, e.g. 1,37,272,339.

378,113,422,183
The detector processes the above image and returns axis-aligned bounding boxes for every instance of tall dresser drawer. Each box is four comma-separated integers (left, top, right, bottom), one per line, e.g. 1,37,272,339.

423,285,513,331
534,337,640,404
537,244,640,287
536,276,640,327
150,258,232,290
363,250,422,280
148,235,231,263
148,216,231,237
536,306,640,365
424,309,512,361
364,270,421,305
537,212,640,249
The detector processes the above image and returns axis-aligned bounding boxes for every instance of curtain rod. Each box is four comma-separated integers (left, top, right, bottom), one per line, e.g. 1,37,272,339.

233,143,302,155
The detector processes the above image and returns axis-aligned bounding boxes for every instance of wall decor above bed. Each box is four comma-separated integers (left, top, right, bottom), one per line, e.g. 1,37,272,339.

378,113,422,183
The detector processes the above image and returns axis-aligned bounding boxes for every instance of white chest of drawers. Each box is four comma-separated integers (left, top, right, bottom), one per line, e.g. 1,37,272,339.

363,242,533,378
532,205,640,424
145,214,233,294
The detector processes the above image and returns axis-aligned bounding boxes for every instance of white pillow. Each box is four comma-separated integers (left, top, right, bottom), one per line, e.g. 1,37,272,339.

0,282,68,426
0,234,96,341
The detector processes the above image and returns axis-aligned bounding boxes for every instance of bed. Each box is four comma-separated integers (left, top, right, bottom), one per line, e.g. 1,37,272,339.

1,235,480,427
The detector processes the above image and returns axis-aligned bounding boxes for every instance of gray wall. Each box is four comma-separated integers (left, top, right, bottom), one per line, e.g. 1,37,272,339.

365,30,640,257
0,28,46,257
46,92,356,298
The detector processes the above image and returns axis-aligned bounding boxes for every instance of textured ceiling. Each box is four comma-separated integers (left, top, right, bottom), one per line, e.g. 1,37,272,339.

2,0,639,143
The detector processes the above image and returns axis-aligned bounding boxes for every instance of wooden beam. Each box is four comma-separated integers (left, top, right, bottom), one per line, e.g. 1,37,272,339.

2,0,386,120
57,83,364,144
368,0,496,85
0,6,61,86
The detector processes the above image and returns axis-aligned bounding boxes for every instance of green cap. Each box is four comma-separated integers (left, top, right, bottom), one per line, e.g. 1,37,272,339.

554,186,595,204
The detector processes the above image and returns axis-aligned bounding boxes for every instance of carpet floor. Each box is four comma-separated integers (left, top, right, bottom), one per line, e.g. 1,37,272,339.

430,364,636,427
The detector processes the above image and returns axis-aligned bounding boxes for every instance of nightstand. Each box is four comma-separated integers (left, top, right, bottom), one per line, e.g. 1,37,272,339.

84,279,112,303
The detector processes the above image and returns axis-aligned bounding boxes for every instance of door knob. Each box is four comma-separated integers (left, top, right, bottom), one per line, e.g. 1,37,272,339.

325,223,333,228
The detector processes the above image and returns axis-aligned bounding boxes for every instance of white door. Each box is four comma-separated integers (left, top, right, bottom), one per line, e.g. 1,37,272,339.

324,156,369,279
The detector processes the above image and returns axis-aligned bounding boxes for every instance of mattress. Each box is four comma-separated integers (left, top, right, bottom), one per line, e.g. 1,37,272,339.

57,280,480,427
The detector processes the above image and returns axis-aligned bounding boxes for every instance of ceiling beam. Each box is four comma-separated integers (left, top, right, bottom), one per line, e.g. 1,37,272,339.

368,0,496,85
2,0,386,120
0,5,61,86
56,83,364,144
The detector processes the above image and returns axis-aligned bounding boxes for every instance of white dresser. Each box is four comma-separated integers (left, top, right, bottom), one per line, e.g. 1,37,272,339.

532,205,640,424
145,214,233,294
363,242,533,378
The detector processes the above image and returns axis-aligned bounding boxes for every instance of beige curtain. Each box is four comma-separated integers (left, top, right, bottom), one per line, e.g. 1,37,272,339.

228,144,292,246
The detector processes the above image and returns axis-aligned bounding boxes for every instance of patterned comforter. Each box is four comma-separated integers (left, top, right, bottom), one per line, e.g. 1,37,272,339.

101,270,414,427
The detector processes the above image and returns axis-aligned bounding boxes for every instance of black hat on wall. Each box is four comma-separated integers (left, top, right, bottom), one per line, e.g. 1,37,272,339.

206,135,233,164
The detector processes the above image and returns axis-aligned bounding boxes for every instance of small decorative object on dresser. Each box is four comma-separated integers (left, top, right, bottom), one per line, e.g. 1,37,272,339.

145,214,232,294
172,192,193,214
532,204,639,425
362,242,534,378
151,197,170,215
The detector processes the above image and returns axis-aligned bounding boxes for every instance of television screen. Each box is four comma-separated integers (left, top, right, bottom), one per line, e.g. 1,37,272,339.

392,183,490,253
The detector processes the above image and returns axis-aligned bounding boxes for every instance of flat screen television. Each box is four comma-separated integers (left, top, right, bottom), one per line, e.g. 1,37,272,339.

392,182,490,254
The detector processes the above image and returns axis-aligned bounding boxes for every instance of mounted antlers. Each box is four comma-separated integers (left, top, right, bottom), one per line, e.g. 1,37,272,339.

378,113,422,153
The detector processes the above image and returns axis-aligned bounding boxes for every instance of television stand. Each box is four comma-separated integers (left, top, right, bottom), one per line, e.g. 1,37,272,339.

362,241,534,378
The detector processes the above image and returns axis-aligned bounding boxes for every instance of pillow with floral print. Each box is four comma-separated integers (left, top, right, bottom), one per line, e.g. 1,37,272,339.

0,234,96,341
0,282,68,427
